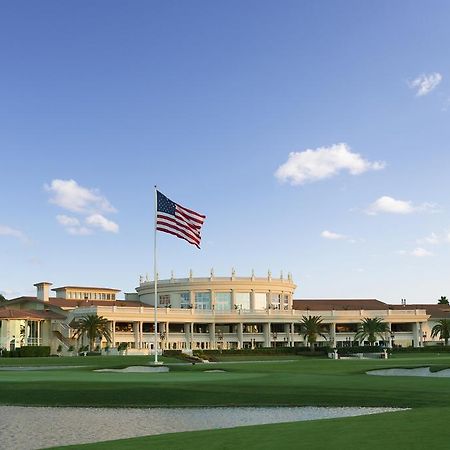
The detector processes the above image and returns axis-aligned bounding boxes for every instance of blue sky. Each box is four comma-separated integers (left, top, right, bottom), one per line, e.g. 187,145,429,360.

1,1,450,303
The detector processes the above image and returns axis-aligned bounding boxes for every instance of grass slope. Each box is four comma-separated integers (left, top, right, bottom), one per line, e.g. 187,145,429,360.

0,355,450,408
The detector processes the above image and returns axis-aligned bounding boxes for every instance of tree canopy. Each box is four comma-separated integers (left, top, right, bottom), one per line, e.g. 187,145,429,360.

299,315,328,350
438,296,449,305
431,319,450,345
71,314,111,351
354,317,389,346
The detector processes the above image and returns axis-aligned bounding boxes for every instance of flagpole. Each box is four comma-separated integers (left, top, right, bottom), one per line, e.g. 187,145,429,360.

153,185,159,364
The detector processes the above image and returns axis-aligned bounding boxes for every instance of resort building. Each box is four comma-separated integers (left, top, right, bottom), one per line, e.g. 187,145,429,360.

0,271,448,354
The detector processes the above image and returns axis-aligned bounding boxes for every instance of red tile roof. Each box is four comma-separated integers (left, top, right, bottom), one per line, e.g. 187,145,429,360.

293,299,389,311
7,296,144,308
0,307,65,320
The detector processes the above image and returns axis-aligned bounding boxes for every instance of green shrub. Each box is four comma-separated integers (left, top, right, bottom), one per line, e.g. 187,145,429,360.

15,346,51,357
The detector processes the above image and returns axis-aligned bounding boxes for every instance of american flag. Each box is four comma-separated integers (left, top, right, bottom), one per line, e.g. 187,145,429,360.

156,191,206,248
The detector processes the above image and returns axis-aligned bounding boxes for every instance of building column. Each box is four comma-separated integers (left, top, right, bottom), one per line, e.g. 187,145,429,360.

134,321,140,349
111,321,116,347
231,289,236,310
290,323,295,347
250,290,255,311
237,323,244,349
284,323,290,347
190,322,194,350
165,322,170,350
209,323,216,349
210,290,215,311
263,323,270,347
330,323,336,348
413,322,420,348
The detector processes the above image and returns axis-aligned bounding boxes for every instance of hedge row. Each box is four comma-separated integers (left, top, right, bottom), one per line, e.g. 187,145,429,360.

1,346,51,358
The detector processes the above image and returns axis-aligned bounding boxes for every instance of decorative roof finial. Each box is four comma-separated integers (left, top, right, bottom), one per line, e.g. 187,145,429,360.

268,269,272,281
251,268,255,280
170,270,174,281
210,267,214,279
231,267,236,279
280,270,284,280
139,275,144,284
145,273,149,282
189,269,193,280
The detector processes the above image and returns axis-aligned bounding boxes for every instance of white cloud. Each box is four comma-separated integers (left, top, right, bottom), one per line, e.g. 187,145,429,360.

45,179,116,214
48,180,119,236
275,143,385,185
411,247,433,257
366,196,415,215
408,72,442,96
417,232,439,245
321,230,346,240
85,214,119,233
366,196,439,215
56,215,80,227
0,225,27,242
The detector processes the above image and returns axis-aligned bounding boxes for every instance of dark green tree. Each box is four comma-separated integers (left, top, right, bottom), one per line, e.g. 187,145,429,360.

438,296,449,305
354,318,389,346
299,315,327,351
431,319,450,345
72,314,111,351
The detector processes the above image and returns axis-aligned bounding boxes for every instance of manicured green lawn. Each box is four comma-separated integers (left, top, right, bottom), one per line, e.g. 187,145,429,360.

2,354,450,449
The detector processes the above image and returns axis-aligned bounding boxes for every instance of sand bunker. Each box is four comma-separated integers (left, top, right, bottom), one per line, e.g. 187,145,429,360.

367,367,450,378
95,366,169,373
0,406,405,450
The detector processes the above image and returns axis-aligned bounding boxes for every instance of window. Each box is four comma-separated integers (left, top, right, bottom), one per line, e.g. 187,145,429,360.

271,294,281,310
235,293,250,310
283,295,289,310
215,292,232,311
195,292,211,310
159,294,171,307
180,292,191,309
254,293,267,310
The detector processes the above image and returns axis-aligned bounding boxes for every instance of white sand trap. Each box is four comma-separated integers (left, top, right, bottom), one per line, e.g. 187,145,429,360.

367,367,450,377
0,406,405,450
204,369,226,373
95,366,169,373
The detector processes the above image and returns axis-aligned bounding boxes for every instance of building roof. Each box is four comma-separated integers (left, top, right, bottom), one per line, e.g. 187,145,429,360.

0,307,65,320
7,296,144,308
389,304,450,319
52,286,121,292
293,299,389,311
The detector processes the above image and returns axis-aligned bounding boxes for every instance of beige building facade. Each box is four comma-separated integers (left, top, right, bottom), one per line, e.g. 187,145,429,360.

1,272,447,354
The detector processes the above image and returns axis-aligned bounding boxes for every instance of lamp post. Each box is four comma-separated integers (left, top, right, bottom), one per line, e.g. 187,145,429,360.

159,330,166,353
216,329,224,353
422,332,427,347
390,331,395,349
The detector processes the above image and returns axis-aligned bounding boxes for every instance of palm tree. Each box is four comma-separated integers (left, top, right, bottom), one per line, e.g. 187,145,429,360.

354,318,389,346
438,296,449,305
299,315,327,351
71,314,111,351
431,319,450,345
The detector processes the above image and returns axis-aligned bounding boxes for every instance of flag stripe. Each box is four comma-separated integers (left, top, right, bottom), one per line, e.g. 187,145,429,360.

176,203,206,220
156,225,200,247
175,207,205,228
157,213,201,238
157,218,201,243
